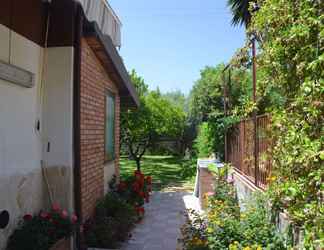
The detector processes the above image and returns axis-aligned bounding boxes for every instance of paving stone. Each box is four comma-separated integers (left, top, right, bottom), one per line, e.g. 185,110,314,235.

123,191,200,250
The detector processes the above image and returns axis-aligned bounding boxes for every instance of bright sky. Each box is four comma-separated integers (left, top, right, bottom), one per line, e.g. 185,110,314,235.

109,0,246,94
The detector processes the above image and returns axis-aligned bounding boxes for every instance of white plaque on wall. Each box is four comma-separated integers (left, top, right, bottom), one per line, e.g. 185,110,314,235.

0,60,35,88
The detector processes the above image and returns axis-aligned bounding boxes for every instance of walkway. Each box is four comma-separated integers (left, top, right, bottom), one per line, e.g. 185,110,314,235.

121,190,200,250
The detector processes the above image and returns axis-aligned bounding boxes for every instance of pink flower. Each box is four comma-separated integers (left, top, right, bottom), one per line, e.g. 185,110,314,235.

61,210,68,219
52,202,61,212
23,214,33,221
71,214,78,224
40,211,50,220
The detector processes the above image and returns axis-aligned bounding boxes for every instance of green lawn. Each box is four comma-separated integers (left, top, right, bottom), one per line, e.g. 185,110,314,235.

120,155,197,191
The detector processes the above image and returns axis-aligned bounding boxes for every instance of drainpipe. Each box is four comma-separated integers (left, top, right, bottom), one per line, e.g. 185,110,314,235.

73,3,83,249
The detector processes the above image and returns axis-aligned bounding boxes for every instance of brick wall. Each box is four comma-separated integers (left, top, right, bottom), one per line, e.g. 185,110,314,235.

199,168,216,209
80,38,120,220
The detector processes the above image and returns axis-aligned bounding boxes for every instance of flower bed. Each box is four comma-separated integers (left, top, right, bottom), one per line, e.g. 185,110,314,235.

85,171,152,249
180,167,289,250
116,170,152,219
7,204,77,250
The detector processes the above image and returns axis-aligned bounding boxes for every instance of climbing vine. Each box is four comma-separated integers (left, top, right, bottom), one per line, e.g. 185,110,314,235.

249,0,324,248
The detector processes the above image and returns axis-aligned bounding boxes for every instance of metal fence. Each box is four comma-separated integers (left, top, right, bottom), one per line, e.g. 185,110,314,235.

227,114,272,189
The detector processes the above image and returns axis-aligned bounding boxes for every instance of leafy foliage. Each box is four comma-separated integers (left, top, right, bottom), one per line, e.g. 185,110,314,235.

181,168,288,250
227,0,254,27
248,0,324,248
121,70,186,169
7,205,77,250
189,64,252,158
84,193,137,249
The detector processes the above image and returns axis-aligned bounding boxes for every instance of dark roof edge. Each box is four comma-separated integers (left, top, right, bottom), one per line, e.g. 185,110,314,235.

83,20,139,107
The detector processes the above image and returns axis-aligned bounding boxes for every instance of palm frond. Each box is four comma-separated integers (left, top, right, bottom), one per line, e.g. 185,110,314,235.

227,0,253,27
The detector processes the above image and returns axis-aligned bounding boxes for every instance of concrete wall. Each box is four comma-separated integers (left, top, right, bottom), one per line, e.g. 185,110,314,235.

0,24,45,249
231,170,298,247
232,171,260,211
42,47,75,212
0,24,75,249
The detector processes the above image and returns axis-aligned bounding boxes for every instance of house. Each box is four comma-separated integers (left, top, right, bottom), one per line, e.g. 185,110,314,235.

0,0,139,249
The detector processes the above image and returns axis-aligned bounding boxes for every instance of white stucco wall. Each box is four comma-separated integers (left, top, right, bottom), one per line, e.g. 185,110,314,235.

0,25,75,249
42,47,75,212
42,47,74,167
0,24,44,249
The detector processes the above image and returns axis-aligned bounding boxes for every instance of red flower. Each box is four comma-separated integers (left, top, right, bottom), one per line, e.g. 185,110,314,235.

135,171,144,182
118,181,127,191
40,211,51,220
23,214,33,221
137,178,144,189
61,209,68,219
132,182,140,192
134,170,141,175
139,191,145,198
146,176,152,184
138,207,145,214
135,206,145,215
52,202,61,212
71,213,78,224
147,185,152,192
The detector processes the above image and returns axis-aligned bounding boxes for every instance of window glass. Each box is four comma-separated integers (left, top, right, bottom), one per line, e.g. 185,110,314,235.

105,93,115,161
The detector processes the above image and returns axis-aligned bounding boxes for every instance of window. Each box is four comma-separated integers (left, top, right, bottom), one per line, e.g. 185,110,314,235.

105,92,115,161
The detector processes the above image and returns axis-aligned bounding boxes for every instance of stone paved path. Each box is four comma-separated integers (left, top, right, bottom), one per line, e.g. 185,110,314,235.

121,191,200,250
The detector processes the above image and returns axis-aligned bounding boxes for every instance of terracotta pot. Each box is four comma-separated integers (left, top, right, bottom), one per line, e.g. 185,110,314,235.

50,238,71,250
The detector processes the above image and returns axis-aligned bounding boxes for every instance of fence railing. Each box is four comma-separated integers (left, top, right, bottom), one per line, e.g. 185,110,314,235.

227,114,272,189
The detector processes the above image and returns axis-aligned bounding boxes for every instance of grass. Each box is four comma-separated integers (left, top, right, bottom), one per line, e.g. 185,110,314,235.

120,155,197,191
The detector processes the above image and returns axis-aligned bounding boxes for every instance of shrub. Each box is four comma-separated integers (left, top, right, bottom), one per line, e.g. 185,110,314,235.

180,209,209,250
85,193,137,249
115,170,152,217
181,170,289,250
7,204,77,250
85,171,152,249
194,122,216,158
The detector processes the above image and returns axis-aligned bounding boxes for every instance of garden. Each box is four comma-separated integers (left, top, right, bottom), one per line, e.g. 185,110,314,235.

4,0,323,249
6,170,153,250
180,167,291,250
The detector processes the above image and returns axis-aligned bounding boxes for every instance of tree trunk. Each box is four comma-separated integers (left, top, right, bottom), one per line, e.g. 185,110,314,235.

135,158,141,172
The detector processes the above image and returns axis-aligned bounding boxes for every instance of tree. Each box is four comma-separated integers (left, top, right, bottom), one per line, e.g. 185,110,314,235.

227,0,254,27
121,71,186,170
188,64,252,158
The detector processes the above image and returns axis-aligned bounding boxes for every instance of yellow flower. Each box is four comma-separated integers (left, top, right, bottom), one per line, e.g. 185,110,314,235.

229,243,238,250
256,246,262,250
243,247,251,250
267,175,277,182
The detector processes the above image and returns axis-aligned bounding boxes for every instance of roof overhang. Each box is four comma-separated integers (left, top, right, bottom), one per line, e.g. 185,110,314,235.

83,20,139,108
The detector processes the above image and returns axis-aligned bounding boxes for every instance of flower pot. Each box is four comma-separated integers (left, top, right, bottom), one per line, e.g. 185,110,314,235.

50,238,71,250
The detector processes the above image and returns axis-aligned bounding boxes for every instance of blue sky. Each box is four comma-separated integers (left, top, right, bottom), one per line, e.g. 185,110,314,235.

109,0,246,94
